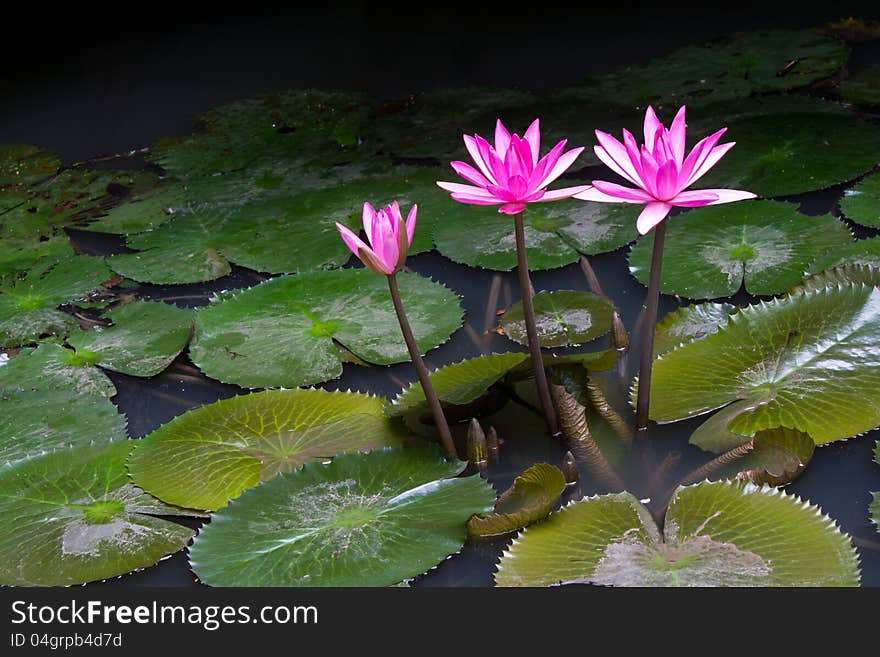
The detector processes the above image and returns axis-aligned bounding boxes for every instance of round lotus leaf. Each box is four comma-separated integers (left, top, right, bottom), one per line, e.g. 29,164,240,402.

0,256,112,347
628,201,852,299
0,343,115,398
839,174,880,229
0,442,197,586
0,386,127,465
495,480,859,587
128,388,406,511
807,237,880,275
840,65,880,107
188,447,496,586
190,269,463,389
643,284,880,443
0,145,60,187
501,290,615,348
654,303,738,357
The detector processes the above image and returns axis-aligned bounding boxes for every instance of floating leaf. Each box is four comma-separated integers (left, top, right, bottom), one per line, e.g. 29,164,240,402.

0,343,115,398
129,388,406,511
0,387,127,465
644,284,880,443
467,463,566,538
501,290,615,348
790,264,880,294
495,480,859,587
0,233,74,278
840,65,880,107
188,447,496,586
654,303,738,357
717,427,815,486
0,256,112,347
807,237,880,275
66,301,193,377
0,442,197,586
628,201,852,299
839,173,880,229
190,269,462,389
0,145,59,187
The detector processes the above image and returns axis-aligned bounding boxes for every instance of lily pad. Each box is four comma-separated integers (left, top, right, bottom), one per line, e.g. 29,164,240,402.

0,343,116,398
790,264,880,294
433,196,639,271
654,303,738,357
190,269,463,389
717,427,815,486
643,284,880,443
495,480,859,587
0,386,127,465
840,65,880,107
0,233,75,279
67,301,193,377
467,463,566,538
571,30,848,109
0,442,197,586
0,256,112,347
807,237,880,275
501,290,615,348
839,174,880,229
628,201,852,299
129,388,406,511
188,447,496,586
0,144,60,187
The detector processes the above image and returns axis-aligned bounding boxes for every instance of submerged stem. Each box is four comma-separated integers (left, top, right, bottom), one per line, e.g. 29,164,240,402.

635,219,667,430
387,273,457,457
513,212,560,438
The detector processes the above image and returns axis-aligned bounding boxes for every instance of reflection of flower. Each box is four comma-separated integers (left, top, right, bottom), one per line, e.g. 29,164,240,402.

575,105,756,234
335,201,416,275
437,119,589,215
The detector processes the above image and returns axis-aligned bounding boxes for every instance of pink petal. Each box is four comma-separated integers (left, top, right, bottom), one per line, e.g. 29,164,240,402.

594,130,641,185
336,222,372,260
405,204,418,246
362,202,377,241
494,119,511,156
499,202,527,214
668,190,720,207
592,180,656,203
451,160,491,187
451,193,504,206
523,119,541,165
436,181,498,198
655,160,680,200
636,202,672,235
698,189,757,205
679,128,727,186
622,129,645,180
477,135,509,186
638,148,660,198
464,134,496,184
529,139,566,190
373,209,398,270
686,142,736,187
574,186,647,204
536,146,584,189
668,105,687,164
533,185,592,201
643,106,663,152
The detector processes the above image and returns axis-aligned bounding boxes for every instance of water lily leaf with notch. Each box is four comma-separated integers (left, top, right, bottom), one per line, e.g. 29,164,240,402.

715,427,815,486
643,284,880,443
807,237,880,275
501,290,615,348
0,442,198,586
654,303,738,357
839,173,880,229
129,388,406,511
0,256,112,347
188,447,496,586
467,463,566,539
66,301,193,377
0,387,126,465
840,65,880,107
495,479,859,587
0,343,115,398
190,269,462,389
628,201,852,299
694,110,880,197
0,145,60,187
569,30,848,109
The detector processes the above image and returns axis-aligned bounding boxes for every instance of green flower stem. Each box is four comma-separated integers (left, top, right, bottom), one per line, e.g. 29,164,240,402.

636,218,667,430
513,212,560,438
387,273,457,457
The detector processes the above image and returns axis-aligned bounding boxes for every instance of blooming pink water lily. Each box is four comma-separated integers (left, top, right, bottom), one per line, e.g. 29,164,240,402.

336,201,416,275
575,105,756,234
437,118,590,215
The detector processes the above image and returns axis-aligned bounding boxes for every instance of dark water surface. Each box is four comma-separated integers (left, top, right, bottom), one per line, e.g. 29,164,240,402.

5,5,880,587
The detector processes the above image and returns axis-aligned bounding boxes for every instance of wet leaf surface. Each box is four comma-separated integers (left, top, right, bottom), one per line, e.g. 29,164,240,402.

501,290,615,348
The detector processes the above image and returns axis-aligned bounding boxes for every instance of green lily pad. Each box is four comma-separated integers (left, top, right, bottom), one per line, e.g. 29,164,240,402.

467,463,566,538
0,343,115,398
190,269,463,389
790,264,880,294
66,301,193,377
654,303,738,357
433,195,638,271
570,30,848,109
695,110,880,198
0,233,75,279
0,442,197,586
188,447,496,587
0,145,60,187
807,237,880,275
495,480,859,587
839,174,880,229
501,290,615,348
643,284,880,443
0,256,112,347
129,388,406,511
840,65,880,107
0,387,127,464
716,427,815,486
628,201,852,299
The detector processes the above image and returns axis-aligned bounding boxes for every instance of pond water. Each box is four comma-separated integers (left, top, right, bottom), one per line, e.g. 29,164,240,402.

4,7,880,587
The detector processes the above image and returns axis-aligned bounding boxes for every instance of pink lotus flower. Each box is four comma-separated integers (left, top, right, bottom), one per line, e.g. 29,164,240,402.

336,201,416,275
575,106,756,234
436,118,590,215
